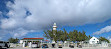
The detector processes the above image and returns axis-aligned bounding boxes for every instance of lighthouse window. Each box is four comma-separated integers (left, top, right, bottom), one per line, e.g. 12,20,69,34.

94,39,95,40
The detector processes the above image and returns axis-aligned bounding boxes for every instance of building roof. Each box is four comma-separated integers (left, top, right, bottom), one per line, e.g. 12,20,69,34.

89,36,99,41
45,40,49,41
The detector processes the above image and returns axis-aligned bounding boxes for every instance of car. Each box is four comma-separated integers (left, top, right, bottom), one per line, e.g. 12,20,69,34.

77,43,82,48
31,42,41,48
58,41,63,48
78,44,82,48
42,44,48,48
31,42,37,48
58,44,62,48
0,41,10,49
78,45,82,48
69,42,74,48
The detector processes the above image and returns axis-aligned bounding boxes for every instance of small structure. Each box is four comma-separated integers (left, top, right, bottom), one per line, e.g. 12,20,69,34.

20,38,44,47
89,36,99,44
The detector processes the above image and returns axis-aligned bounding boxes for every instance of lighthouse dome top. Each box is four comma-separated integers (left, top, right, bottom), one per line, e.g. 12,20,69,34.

53,23,56,26
53,23,57,28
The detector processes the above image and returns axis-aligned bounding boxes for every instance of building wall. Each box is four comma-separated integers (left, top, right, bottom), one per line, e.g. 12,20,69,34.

20,40,23,44
89,37,99,44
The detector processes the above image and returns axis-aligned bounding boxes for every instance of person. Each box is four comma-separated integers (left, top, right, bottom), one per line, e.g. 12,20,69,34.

52,44,55,48
5,43,8,48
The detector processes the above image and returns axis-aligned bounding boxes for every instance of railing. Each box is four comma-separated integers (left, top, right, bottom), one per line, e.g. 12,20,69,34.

10,43,111,48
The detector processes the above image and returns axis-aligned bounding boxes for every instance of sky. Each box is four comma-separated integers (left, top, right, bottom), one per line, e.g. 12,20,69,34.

0,0,111,41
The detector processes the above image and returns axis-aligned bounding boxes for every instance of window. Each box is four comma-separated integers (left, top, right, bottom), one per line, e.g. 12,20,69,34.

97,41,99,43
93,39,95,40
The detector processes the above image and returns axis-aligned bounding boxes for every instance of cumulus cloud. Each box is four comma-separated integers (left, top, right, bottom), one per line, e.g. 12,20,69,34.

0,0,111,39
93,25,111,35
0,11,2,14
13,28,29,38
2,0,111,29
0,37,2,40
0,11,2,19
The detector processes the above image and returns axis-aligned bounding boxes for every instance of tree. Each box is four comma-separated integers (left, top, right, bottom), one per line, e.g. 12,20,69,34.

44,30,55,41
77,31,83,41
81,31,88,41
69,30,78,42
59,29,69,42
44,28,70,43
44,29,92,42
99,37,110,43
87,35,91,40
44,30,63,42
8,37,19,43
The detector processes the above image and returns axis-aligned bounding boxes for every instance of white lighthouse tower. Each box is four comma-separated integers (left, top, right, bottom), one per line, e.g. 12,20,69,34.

52,23,57,43
53,23,57,30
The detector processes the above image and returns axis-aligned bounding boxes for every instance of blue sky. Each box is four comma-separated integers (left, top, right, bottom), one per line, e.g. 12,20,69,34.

0,0,111,41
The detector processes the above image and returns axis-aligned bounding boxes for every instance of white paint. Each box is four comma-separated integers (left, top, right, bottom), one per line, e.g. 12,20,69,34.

89,36,99,44
20,40,23,44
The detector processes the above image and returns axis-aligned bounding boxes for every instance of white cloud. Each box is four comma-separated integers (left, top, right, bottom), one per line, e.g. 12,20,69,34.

0,11,3,19
0,11,2,14
0,0,111,39
93,25,111,35
0,37,2,40
13,28,29,38
2,0,111,30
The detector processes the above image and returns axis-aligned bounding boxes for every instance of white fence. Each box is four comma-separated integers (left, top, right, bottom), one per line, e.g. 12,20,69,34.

9,43,111,48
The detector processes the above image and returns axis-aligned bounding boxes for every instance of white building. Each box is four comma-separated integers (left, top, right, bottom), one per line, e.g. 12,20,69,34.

109,39,111,44
20,40,23,44
20,38,44,47
89,36,99,44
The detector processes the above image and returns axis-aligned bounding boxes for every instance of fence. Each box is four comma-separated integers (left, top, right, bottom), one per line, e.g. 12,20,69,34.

45,43,111,48
9,43,111,48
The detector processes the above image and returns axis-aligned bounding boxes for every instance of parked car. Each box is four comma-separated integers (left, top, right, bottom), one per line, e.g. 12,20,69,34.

58,44,62,48
42,44,48,48
78,44,82,48
69,42,74,48
0,41,10,49
77,43,82,48
31,42,41,48
31,42,37,48
78,45,82,48
58,41,63,48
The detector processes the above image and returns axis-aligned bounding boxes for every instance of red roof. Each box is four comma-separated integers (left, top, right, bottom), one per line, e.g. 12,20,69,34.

23,38,43,39
45,40,49,41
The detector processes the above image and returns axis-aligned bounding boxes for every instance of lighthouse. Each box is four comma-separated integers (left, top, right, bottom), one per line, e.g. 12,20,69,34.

53,23,57,30
52,23,57,43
